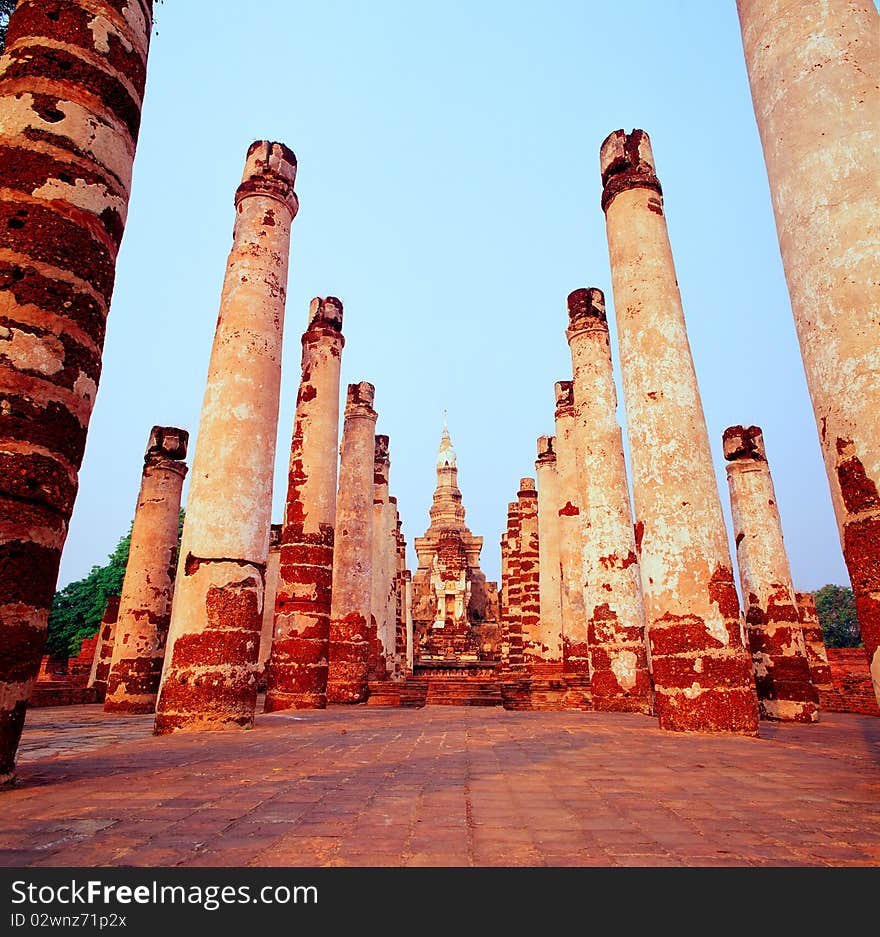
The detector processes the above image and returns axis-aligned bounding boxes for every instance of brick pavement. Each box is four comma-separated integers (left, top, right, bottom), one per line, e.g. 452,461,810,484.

1,704,878,867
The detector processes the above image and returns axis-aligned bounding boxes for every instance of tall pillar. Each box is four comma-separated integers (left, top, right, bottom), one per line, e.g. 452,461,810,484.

566,288,652,713
517,478,541,671
154,141,298,734
326,383,377,703
737,0,880,704
554,381,589,675
796,593,834,694
264,297,344,711
258,524,282,684
500,501,522,671
404,570,414,674
600,129,758,734
369,435,397,680
87,595,121,700
535,436,563,669
0,0,154,782
104,426,188,713
724,426,819,722
393,517,407,679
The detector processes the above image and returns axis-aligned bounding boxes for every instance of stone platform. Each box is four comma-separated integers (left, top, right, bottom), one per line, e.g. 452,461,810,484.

1,704,878,867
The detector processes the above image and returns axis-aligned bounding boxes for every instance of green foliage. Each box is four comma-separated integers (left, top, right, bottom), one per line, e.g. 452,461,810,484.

0,0,17,54
46,508,185,659
46,527,132,659
813,584,861,649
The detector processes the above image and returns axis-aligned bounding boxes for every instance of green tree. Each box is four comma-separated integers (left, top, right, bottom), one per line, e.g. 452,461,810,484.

0,0,16,54
46,509,185,659
813,584,861,648
46,527,132,659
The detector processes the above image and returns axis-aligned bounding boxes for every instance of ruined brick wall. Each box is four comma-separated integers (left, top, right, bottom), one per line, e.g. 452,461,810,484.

820,648,880,716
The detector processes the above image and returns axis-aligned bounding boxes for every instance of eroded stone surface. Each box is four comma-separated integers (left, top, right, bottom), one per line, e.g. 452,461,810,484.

724,425,819,723
737,0,880,705
326,383,377,704
154,141,298,735
601,129,758,734
566,288,652,714
264,298,344,712
104,425,188,714
0,0,154,784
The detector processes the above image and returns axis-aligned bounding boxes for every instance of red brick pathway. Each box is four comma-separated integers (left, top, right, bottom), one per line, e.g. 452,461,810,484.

2,704,878,867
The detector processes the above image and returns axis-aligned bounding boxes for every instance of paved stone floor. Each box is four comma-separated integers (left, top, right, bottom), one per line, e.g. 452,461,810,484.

1,703,878,867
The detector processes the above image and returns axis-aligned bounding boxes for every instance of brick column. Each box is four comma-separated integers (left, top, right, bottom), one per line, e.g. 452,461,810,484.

257,524,282,685
86,595,121,701
724,425,819,722
369,435,396,681
154,141,298,734
796,593,834,694
326,383,377,703
566,288,652,713
600,129,758,734
0,0,154,782
518,478,541,671
105,426,188,713
535,436,563,669
554,381,589,675
264,297,344,711
501,501,522,672
737,0,880,704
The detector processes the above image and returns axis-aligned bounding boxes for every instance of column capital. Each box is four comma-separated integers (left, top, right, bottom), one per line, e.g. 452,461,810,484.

566,287,607,340
554,380,574,417
235,140,299,216
600,129,662,213
723,424,766,462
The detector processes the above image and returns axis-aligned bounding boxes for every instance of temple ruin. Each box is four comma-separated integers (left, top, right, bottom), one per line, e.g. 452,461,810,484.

0,0,876,799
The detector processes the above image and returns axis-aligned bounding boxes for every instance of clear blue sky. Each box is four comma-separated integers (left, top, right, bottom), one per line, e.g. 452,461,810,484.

57,0,851,595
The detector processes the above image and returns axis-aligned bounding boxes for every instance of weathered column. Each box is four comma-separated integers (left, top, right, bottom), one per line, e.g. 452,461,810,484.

104,426,188,713
393,517,407,679
518,478,542,671
601,129,758,734
154,141,298,734
737,0,880,704
257,524,282,684
554,381,589,675
566,288,652,713
87,595,121,700
369,435,397,680
535,436,563,669
724,425,819,722
404,570,414,674
326,383,377,703
264,297,344,711
500,501,522,671
0,0,153,782
796,592,834,694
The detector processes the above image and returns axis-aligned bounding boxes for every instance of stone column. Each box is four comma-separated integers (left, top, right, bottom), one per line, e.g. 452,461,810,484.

369,435,396,680
154,141,298,734
796,592,834,694
264,297,344,711
517,477,543,671
326,383,377,703
394,517,407,680
535,436,563,669
554,381,589,675
404,571,414,674
600,129,758,734
258,524,282,684
724,426,819,722
737,0,880,705
566,288,652,713
87,595,121,701
501,501,522,672
105,426,188,713
0,0,154,782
